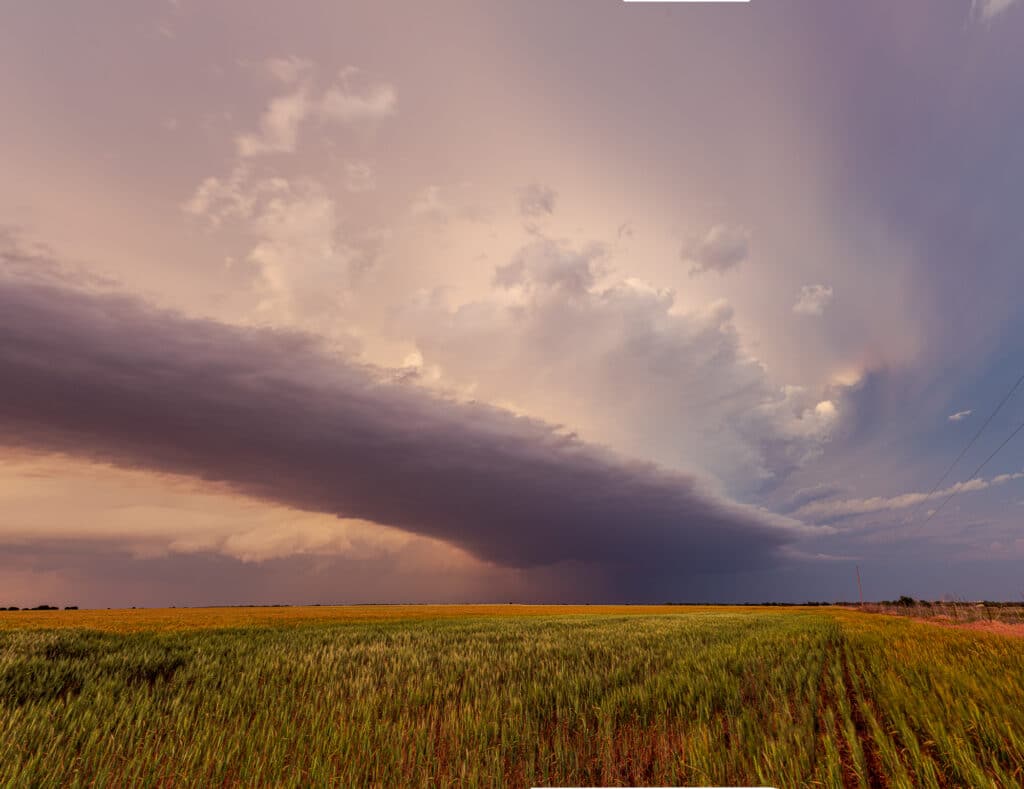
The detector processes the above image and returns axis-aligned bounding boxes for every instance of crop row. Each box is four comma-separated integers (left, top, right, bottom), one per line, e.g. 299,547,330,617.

1,610,1021,786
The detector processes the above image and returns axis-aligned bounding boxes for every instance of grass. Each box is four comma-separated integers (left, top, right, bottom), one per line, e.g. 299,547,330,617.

858,600,1024,625
0,606,1021,786
0,604,728,633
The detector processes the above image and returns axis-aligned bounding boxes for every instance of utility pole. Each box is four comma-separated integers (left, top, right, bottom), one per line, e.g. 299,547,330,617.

856,565,864,607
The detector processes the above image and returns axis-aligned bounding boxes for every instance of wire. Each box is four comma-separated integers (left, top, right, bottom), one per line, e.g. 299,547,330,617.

916,416,1024,530
905,368,1024,525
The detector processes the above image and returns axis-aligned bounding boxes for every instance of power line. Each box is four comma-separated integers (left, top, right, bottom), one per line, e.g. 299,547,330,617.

905,368,1024,525
916,416,1024,530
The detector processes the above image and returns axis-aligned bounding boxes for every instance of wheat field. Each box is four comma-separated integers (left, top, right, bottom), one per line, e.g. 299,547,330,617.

1,606,1021,786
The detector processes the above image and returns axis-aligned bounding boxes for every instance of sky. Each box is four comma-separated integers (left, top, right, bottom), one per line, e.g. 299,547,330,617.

2,0,1024,607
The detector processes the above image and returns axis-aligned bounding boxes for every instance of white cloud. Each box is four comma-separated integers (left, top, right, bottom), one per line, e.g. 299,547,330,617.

181,164,259,223
319,68,397,123
245,178,356,319
494,238,605,293
794,471,1024,521
183,167,357,321
948,409,973,422
793,284,834,316
264,56,313,85
236,86,310,157
401,236,839,490
973,0,1020,21
235,63,396,158
186,61,398,318
683,224,750,276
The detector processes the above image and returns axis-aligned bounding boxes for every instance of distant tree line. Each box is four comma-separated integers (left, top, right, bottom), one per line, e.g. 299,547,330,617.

1,605,78,611
876,596,1021,608
660,601,847,607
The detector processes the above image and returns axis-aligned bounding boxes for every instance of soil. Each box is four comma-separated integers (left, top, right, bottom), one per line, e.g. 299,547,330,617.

915,618,1024,638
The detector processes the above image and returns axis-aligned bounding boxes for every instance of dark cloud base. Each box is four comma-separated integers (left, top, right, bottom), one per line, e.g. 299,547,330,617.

11,538,1010,609
0,539,615,608
0,272,808,594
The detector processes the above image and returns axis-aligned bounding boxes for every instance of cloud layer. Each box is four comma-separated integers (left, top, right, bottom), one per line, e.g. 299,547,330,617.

406,237,840,491
0,270,815,587
793,471,1024,522
6,1,1024,603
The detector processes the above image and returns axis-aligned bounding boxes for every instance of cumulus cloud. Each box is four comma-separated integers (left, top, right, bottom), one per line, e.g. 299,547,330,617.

264,55,313,85
182,164,258,223
683,224,750,276
237,87,311,157
403,237,839,491
948,409,973,422
973,0,1020,21
183,169,356,320
518,183,557,218
0,267,823,588
236,63,396,157
793,471,1024,522
319,67,397,123
189,64,398,325
494,238,604,293
793,284,834,316
245,178,356,318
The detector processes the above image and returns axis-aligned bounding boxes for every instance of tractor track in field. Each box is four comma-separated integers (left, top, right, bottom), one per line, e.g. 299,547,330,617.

839,646,888,789
816,645,859,789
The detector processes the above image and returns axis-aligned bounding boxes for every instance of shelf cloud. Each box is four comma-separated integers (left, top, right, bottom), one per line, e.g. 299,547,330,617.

0,270,818,586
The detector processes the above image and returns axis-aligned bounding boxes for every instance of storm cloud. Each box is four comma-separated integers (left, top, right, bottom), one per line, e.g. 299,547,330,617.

0,272,815,585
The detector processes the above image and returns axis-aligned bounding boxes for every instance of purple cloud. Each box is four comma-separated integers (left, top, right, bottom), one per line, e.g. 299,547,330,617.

0,267,815,586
